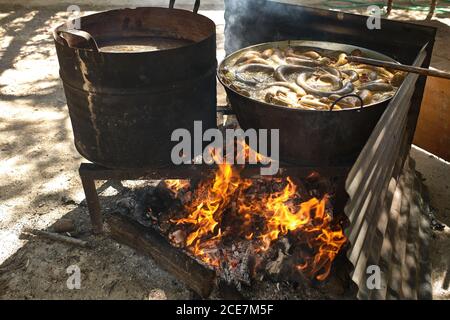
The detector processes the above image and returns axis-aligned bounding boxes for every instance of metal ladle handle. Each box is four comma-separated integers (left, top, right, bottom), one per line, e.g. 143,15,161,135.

329,94,364,111
169,0,201,13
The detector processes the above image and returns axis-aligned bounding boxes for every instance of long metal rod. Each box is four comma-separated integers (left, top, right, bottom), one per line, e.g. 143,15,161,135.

347,55,450,80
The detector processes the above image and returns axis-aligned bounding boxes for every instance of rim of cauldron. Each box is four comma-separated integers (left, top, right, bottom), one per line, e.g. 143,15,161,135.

53,7,216,55
218,40,402,113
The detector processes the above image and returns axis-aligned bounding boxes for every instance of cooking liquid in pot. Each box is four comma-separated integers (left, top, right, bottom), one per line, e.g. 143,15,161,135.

219,46,405,111
99,37,194,53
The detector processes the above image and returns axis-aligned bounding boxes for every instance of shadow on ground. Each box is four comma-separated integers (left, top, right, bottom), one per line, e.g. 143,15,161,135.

0,180,190,299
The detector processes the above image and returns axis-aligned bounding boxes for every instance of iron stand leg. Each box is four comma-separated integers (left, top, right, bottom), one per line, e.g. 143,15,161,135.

79,166,103,234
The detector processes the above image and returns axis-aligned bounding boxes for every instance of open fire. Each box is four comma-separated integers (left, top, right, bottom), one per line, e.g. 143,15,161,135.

160,147,347,283
62,0,435,300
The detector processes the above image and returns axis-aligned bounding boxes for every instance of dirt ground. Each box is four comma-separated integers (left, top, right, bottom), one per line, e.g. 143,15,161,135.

0,2,449,299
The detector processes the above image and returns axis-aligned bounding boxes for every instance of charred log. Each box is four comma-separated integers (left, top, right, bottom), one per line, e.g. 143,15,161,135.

105,213,216,298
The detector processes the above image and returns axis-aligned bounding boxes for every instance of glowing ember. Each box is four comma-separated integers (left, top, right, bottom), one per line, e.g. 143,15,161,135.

168,148,346,281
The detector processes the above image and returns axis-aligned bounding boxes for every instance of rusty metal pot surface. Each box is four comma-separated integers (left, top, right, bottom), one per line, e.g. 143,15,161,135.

218,40,400,166
54,3,216,169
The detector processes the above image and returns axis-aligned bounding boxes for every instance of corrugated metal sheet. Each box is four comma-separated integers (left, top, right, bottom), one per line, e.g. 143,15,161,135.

221,0,436,299
344,48,432,299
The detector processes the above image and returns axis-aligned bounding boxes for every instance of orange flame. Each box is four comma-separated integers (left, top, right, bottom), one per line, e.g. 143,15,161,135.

170,144,346,280
165,179,190,196
173,163,240,266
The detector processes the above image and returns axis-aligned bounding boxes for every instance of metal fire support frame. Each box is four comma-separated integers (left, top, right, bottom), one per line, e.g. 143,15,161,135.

79,162,351,234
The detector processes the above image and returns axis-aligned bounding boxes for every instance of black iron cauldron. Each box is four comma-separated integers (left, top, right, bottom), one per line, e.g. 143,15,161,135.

219,40,400,166
54,3,216,168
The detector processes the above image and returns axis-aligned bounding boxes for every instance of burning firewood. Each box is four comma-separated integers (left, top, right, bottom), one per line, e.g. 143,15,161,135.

115,197,136,215
265,249,288,276
168,230,186,247
136,143,348,296
158,169,346,285
219,242,254,290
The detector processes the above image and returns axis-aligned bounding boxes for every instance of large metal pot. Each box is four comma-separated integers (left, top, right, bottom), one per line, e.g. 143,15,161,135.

54,2,216,169
219,40,399,166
